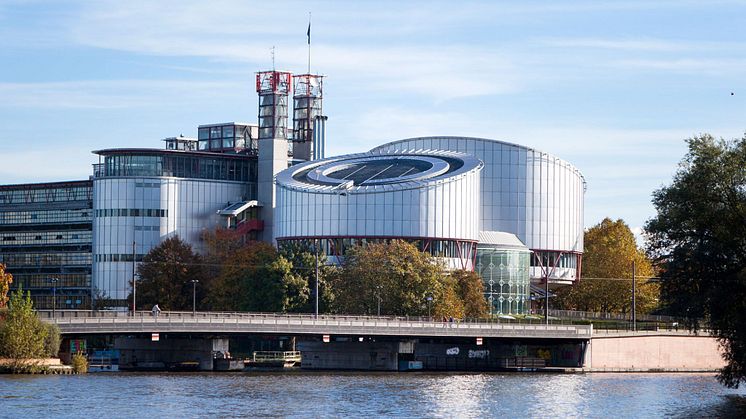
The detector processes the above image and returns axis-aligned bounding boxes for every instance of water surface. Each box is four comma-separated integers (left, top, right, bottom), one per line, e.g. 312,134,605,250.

1,372,745,418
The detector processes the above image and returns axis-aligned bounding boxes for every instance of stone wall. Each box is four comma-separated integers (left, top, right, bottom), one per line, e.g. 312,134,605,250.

587,333,725,372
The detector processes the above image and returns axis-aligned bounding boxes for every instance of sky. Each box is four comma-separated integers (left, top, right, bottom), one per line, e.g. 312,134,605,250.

1,0,745,238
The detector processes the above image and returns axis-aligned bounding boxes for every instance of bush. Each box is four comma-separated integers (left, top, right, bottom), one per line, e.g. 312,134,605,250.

43,323,61,357
0,286,47,361
71,353,87,374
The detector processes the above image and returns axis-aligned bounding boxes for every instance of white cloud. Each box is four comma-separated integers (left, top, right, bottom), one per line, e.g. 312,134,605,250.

0,79,243,109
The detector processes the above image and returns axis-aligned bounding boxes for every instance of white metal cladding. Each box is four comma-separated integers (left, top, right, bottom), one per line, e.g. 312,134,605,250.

371,137,586,254
92,177,248,301
274,151,483,241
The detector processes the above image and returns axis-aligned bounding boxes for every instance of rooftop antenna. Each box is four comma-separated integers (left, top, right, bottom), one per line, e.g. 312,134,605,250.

271,45,276,71
307,12,312,74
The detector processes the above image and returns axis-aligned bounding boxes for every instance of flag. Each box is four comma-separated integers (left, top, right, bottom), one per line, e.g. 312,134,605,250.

307,22,311,45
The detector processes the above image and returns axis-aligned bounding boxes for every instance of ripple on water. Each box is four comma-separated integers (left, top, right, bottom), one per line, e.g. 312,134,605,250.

0,372,745,418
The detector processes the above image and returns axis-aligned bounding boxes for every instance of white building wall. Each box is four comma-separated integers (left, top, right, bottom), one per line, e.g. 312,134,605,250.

275,170,481,242
92,177,247,301
371,137,585,253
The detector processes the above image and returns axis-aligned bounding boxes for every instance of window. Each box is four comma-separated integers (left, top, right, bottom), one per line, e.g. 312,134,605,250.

223,125,234,138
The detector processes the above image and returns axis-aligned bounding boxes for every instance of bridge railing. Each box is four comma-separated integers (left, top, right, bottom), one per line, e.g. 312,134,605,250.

36,309,589,326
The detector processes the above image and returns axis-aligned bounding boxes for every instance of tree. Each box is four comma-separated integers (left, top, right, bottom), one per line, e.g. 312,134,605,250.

554,218,659,314
0,263,12,309
450,269,489,319
203,234,308,313
0,286,49,372
279,241,337,313
645,134,746,388
135,236,205,311
333,240,464,317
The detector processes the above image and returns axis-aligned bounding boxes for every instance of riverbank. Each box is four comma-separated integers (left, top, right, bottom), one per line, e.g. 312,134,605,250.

0,358,74,374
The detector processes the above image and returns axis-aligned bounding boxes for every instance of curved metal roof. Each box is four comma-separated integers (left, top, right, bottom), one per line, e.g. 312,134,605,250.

370,136,586,188
276,149,483,194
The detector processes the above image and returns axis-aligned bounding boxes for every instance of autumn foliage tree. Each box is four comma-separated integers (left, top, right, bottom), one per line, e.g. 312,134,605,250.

0,263,12,309
332,240,488,318
554,218,659,314
202,230,309,313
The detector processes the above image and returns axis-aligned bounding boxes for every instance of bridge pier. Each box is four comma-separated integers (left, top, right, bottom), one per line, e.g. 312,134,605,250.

298,336,587,371
115,336,229,371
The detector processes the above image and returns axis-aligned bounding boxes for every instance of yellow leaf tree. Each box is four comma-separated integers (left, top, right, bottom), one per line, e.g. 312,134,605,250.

0,263,12,309
554,218,659,314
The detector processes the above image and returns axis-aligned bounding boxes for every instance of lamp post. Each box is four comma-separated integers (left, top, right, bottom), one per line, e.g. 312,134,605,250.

132,241,137,316
191,279,199,316
632,260,637,332
49,277,59,319
315,238,320,318
376,285,382,316
426,295,433,319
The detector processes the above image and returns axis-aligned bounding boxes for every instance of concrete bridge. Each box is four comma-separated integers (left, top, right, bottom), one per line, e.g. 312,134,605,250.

39,310,592,340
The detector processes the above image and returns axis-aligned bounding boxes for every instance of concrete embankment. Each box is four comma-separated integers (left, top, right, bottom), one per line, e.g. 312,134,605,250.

585,331,724,372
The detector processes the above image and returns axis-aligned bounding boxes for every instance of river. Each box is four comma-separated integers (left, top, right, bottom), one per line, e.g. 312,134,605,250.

1,372,745,418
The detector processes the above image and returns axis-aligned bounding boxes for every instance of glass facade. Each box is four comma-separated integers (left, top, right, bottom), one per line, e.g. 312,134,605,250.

0,181,93,309
278,237,476,268
92,176,251,306
371,137,585,284
197,123,257,154
102,152,257,185
476,246,531,315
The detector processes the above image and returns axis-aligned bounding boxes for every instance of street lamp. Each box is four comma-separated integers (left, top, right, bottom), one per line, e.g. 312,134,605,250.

375,285,382,316
49,277,59,319
190,279,199,316
426,295,433,318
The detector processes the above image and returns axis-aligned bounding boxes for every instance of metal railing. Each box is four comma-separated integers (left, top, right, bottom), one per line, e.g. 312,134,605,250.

252,351,302,362
37,310,593,339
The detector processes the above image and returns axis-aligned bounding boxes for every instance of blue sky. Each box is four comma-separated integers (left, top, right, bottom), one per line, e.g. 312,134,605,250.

1,0,745,237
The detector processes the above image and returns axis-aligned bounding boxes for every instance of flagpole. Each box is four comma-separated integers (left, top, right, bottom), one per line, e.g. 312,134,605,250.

307,12,311,74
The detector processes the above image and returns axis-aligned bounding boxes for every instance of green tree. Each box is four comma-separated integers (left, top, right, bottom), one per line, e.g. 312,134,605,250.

645,134,746,388
203,237,308,313
554,218,659,314
0,263,12,309
333,240,460,317
0,286,48,372
279,241,337,313
135,236,205,311
43,323,61,357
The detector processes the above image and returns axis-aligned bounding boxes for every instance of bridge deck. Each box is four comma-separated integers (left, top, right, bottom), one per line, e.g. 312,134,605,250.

40,311,591,340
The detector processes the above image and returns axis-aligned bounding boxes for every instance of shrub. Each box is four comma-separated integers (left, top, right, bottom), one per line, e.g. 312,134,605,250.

71,353,87,374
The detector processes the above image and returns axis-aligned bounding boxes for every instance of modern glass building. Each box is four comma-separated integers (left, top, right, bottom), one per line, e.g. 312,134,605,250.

372,137,586,286
91,146,257,307
275,150,484,269
197,122,259,155
475,231,531,315
0,181,93,309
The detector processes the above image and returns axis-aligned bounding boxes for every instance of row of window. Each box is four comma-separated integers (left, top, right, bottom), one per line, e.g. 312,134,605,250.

94,209,168,218
0,231,91,246
11,273,91,289
278,237,476,260
531,251,578,269
0,185,91,205
0,208,91,225
134,225,161,231
102,154,257,182
94,253,146,263
0,252,92,266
